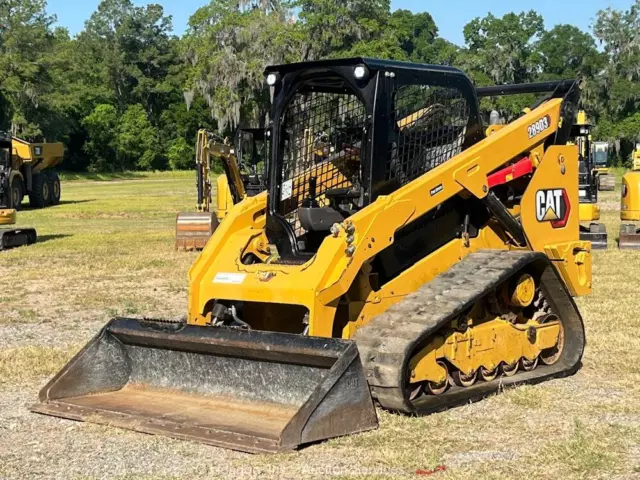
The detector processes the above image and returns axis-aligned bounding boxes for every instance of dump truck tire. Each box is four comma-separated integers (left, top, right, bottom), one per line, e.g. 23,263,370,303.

10,176,23,210
29,173,51,208
45,170,61,205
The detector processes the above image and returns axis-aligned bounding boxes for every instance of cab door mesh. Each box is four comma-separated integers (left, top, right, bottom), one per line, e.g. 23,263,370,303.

387,84,470,186
278,90,367,236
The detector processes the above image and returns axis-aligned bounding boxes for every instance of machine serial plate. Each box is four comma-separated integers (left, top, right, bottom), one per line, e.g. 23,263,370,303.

213,273,247,285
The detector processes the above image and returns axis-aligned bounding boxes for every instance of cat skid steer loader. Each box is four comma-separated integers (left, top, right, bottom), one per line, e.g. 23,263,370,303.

33,59,590,453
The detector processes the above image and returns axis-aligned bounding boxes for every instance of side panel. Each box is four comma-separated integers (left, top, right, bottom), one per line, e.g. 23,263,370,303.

342,223,509,338
521,145,580,250
521,145,591,296
11,137,64,172
621,171,640,221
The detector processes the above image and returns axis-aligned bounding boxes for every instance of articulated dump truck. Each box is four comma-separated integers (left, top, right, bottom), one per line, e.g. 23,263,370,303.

33,59,591,453
10,136,64,209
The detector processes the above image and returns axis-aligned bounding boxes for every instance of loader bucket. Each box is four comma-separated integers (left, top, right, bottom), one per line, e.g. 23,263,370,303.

31,318,378,453
175,212,218,250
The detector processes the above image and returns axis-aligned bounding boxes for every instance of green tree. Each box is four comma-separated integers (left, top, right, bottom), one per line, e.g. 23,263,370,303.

592,1,640,161
167,136,194,170
462,11,544,85
389,10,435,60
458,11,545,120
79,0,178,118
183,0,301,133
82,104,118,171
536,24,603,79
0,0,58,138
116,104,161,170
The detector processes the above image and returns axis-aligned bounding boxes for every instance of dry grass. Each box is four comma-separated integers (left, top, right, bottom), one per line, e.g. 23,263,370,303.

1,173,640,479
0,345,79,385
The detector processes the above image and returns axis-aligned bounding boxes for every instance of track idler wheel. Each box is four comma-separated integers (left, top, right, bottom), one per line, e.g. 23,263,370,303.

539,313,564,366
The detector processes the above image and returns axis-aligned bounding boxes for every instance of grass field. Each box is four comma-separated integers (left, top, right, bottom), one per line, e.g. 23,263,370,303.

1,173,640,479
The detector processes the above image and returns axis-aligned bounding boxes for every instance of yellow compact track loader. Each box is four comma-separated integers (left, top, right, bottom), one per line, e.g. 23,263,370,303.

572,112,607,249
176,128,266,250
0,132,37,249
34,59,590,453
619,144,640,248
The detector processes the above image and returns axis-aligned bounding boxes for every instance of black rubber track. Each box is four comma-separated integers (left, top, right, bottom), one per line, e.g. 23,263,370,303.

0,228,37,250
353,250,586,414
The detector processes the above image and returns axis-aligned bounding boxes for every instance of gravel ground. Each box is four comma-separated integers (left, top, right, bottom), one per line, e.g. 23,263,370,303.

2,177,640,479
0,321,105,350
0,384,249,480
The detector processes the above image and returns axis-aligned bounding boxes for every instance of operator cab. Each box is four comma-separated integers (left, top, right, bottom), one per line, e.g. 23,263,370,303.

593,142,609,168
263,58,483,261
235,127,267,197
570,121,596,205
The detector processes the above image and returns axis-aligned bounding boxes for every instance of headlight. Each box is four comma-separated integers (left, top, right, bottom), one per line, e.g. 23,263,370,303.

353,65,368,80
266,73,278,86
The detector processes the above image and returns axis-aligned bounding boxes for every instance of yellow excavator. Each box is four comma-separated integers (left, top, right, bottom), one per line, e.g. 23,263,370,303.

33,59,590,453
175,128,266,250
0,132,37,249
593,142,615,191
619,144,640,248
572,111,607,249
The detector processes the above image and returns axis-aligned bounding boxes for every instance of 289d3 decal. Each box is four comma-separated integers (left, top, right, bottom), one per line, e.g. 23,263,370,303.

528,115,551,139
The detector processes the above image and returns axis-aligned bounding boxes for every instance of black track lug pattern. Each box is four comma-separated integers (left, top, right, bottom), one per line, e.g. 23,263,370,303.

353,250,586,414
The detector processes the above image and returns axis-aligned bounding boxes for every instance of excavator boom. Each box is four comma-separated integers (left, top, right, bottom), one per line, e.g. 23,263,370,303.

175,129,266,250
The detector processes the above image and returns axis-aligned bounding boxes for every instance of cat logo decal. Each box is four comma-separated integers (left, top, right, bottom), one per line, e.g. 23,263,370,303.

535,189,570,228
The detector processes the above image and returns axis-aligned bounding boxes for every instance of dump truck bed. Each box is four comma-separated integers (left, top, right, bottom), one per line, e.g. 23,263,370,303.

11,137,64,172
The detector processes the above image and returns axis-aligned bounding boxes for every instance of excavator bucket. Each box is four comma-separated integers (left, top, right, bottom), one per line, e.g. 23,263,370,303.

619,224,640,249
579,223,608,249
31,318,378,453
598,174,616,191
175,212,218,251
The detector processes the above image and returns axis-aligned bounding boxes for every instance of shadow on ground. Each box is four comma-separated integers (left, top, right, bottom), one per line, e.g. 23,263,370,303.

37,234,72,243
17,199,94,211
